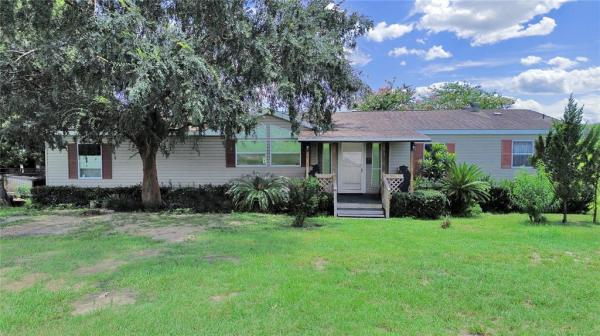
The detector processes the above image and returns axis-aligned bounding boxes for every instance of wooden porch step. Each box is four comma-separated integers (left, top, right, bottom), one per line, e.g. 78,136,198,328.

336,202,383,209
337,208,385,218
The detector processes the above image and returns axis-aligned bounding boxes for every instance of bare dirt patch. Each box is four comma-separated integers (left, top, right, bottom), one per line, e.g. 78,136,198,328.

203,255,240,264
72,289,137,315
1,272,48,292
0,214,111,237
530,252,542,265
76,259,126,275
115,224,205,243
210,291,240,303
45,278,67,292
314,257,328,271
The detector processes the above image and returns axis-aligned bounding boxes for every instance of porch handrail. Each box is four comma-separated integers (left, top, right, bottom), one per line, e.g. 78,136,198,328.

381,174,404,218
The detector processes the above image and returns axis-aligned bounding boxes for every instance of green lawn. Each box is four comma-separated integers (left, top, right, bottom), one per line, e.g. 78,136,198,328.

1,209,599,335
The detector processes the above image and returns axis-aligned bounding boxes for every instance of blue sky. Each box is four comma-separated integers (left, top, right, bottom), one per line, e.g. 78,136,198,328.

340,0,600,122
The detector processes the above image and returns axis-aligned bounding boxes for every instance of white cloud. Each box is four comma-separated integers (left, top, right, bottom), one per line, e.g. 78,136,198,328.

388,45,452,61
547,56,577,69
400,61,407,66
513,96,600,123
424,45,452,60
512,98,544,111
344,47,371,67
512,66,600,94
576,56,589,63
413,0,569,46
521,56,543,66
422,59,510,74
416,38,426,44
367,22,414,42
388,47,423,57
325,3,335,10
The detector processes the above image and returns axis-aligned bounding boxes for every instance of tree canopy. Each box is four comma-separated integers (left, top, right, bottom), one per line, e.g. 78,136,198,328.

1,0,371,207
354,81,415,111
354,81,515,111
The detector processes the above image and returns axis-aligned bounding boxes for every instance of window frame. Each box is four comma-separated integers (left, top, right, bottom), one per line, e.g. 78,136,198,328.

234,124,300,168
77,143,103,180
511,140,535,168
235,139,268,167
269,138,301,167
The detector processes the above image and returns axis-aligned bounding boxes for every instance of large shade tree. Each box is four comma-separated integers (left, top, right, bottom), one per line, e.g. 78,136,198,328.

1,0,371,207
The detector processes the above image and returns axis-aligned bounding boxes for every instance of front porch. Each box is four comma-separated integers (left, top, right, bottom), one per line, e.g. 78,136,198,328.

303,141,414,218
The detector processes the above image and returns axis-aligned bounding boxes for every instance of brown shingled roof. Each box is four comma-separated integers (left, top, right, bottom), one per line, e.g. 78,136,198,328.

299,109,553,141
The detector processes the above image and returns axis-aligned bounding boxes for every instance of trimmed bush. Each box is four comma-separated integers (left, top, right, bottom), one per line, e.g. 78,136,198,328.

391,190,448,219
164,185,232,213
480,184,514,213
32,185,231,213
103,194,142,212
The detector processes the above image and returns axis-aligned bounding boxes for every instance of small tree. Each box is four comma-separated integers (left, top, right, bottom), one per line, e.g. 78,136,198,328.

580,125,600,223
511,164,554,224
288,177,320,227
420,143,455,182
539,95,587,223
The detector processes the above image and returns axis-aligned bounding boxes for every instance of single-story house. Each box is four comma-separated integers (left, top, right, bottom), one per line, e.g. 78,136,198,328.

45,108,553,217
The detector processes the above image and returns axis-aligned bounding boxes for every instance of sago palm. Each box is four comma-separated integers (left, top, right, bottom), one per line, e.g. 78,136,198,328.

227,174,289,212
442,162,490,215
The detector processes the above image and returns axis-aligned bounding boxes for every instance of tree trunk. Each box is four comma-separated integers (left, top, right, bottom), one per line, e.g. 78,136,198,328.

139,144,162,209
562,200,568,224
594,181,598,224
0,174,10,206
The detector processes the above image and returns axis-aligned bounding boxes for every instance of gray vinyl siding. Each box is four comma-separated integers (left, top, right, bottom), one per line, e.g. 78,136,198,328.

389,142,411,174
425,134,538,181
46,116,306,187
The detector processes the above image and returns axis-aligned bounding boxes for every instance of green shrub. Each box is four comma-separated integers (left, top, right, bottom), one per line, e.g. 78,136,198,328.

318,192,334,215
479,182,515,213
511,165,555,223
15,185,32,199
414,177,443,191
419,143,455,182
164,185,232,213
103,194,142,212
442,162,490,216
227,174,289,212
288,177,320,227
31,185,230,213
391,190,448,219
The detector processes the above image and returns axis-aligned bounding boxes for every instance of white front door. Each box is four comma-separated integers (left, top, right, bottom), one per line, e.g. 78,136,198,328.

338,143,365,193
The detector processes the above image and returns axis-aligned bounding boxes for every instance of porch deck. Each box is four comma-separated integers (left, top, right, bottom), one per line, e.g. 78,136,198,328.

337,193,380,204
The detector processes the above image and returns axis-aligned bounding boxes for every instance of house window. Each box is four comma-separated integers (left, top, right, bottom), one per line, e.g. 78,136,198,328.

236,125,268,166
512,141,534,167
322,143,331,174
271,140,301,166
236,140,267,166
270,125,300,166
371,143,380,187
235,124,299,167
78,144,102,179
